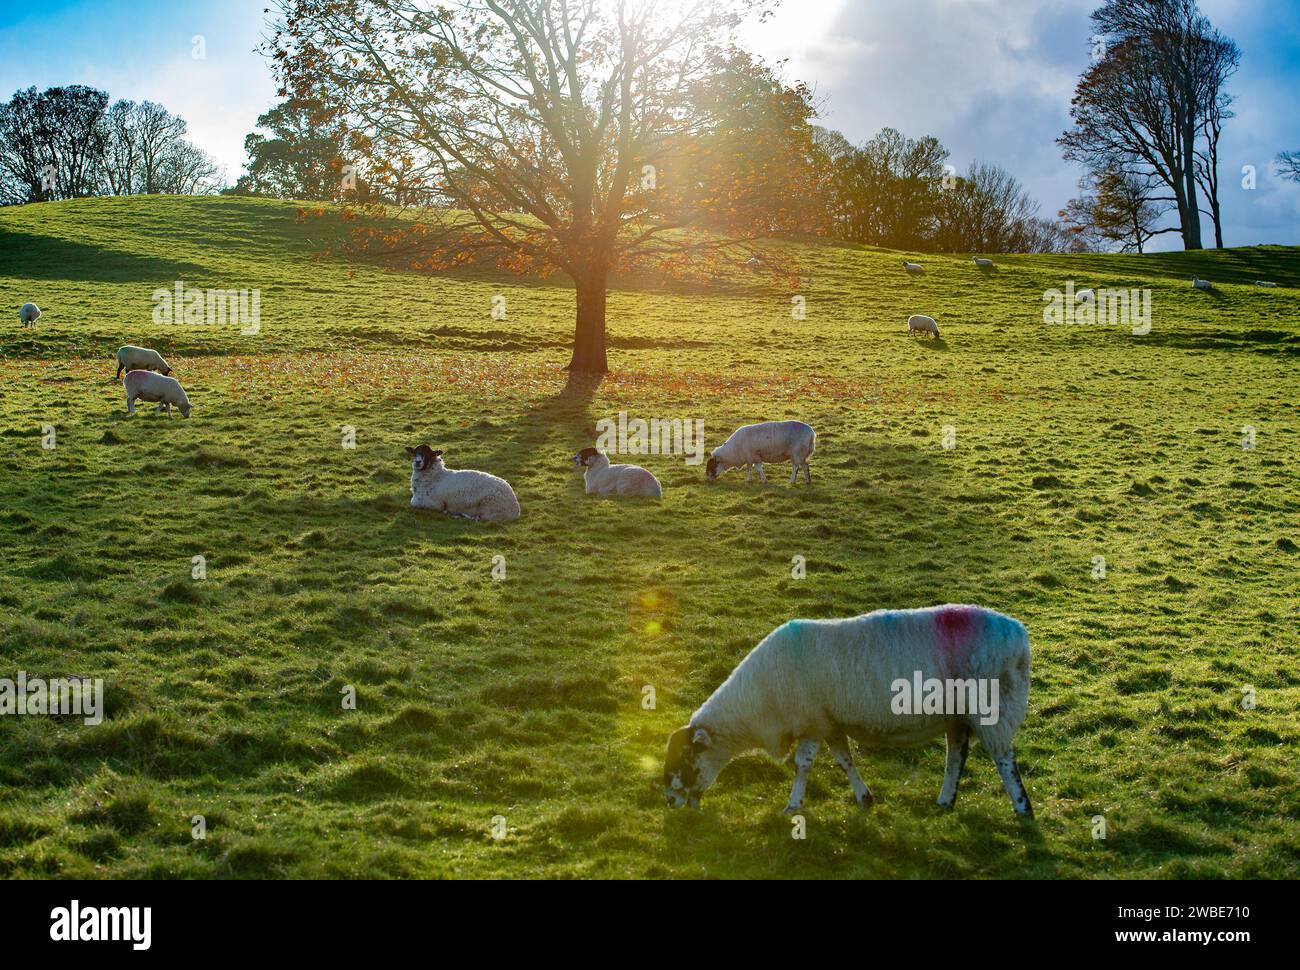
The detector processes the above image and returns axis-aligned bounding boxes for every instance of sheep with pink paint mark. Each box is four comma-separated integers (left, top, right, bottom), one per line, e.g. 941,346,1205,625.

664,604,1034,817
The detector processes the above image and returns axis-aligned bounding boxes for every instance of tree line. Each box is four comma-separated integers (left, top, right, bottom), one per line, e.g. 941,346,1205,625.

0,85,224,206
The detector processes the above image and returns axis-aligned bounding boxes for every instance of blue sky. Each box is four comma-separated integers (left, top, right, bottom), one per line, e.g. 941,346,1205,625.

3,0,1297,249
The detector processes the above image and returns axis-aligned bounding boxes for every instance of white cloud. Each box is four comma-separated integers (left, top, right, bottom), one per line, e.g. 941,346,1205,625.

748,0,1300,248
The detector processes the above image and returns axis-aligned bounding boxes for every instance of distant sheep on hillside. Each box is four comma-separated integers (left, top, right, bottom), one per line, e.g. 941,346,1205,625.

908,314,940,339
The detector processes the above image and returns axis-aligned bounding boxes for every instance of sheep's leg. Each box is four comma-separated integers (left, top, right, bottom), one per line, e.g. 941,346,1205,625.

992,749,1034,818
789,463,798,486
126,394,135,415
827,733,872,807
783,739,820,814
744,465,753,483
937,723,971,809
803,462,812,485
754,463,767,484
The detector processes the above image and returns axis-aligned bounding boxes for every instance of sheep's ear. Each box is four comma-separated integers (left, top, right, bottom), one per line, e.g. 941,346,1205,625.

691,727,712,750
431,450,444,459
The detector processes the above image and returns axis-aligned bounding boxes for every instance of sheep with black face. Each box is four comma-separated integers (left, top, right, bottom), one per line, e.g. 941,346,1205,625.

573,447,662,498
406,444,520,522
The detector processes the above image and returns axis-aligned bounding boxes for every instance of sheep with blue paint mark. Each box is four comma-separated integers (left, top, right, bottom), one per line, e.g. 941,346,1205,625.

663,605,1034,817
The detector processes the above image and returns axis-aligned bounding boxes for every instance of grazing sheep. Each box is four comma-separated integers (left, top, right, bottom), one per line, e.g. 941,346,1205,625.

573,447,662,498
663,605,1033,817
706,420,815,486
1255,281,1279,288
907,314,941,339
18,303,40,327
115,345,172,380
406,444,520,522
124,370,191,418
1192,276,1213,290
902,261,924,275
973,257,995,269
1076,288,1095,303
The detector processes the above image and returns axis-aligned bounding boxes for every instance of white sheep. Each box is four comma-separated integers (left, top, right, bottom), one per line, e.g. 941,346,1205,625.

116,345,172,380
973,257,995,269
663,605,1033,817
18,303,40,327
1254,281,1278,288
406,444,520,522
745,255,762,270
573,447,662,498
902,261,924,275
1192,276,1213,290
124,370,191,418
907,314,940,339
1076,288,1095,303
706,420,815,486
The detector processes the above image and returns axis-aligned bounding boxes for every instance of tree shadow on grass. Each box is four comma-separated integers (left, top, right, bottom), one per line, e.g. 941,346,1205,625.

474,371,606,480
1135,328,1300,357
0,228,209,284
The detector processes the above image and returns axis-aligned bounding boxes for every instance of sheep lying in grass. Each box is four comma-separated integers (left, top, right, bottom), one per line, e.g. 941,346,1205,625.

18,303,40,327
663,605,1033,817
124,370,191,418
706,420,815,486
908,314,940,339
902,261,924,274
573,447,662,498
1255,281,1279,288
1192,275,1213,290
973,257,995,269
116,345,172,380
406,444,520,522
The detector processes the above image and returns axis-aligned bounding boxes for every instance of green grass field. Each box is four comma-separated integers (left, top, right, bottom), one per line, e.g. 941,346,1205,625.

1,195,1296,878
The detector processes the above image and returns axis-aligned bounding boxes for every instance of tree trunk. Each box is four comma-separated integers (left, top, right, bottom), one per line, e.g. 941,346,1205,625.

566,264,609,374
1198,167,1226,249
1180,117,1204,250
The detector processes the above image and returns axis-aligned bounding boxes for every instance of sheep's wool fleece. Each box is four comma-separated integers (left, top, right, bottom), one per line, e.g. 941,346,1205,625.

693,605,1029,759
411,466,521,522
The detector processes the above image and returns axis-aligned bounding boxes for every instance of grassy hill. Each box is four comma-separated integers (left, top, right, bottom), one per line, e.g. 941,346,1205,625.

0,195,1296,878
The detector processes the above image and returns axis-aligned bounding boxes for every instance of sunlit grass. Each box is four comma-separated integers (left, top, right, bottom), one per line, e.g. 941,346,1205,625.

0,195,1297,878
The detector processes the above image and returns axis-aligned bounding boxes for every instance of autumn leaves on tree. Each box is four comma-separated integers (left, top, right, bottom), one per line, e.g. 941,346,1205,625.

270,0,822,373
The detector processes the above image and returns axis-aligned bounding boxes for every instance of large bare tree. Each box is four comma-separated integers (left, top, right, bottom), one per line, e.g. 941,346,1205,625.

1060,0,1238,251
270,0,817,373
